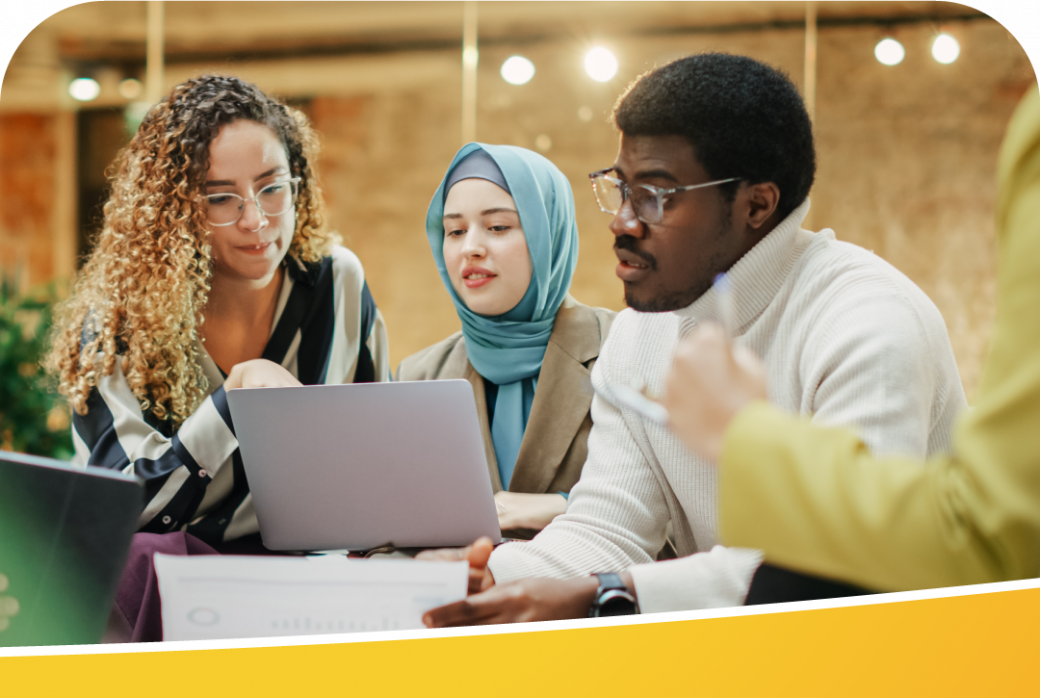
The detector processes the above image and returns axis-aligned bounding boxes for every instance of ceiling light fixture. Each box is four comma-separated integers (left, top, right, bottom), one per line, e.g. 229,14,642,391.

585,48,618,82
932,33,960,64
68,77,101,101
119,78,143,100
874,38,905,66
501,56,535,85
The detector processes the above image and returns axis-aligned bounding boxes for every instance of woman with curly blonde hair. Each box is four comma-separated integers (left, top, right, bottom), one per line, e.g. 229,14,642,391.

47,76,389,638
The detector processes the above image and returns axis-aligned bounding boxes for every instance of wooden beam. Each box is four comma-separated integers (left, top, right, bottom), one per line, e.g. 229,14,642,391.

145,1,165,105
804,0,817,123
461,1,478,145
803,0,817,230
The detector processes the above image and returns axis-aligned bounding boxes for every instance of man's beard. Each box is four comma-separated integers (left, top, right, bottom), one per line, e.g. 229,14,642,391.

624,281,712,313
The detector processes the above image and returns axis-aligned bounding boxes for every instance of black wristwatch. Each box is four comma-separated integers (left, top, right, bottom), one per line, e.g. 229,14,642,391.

588,572,640,617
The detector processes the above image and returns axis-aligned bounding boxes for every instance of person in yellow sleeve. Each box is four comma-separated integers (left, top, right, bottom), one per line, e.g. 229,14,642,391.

661,85,1040,593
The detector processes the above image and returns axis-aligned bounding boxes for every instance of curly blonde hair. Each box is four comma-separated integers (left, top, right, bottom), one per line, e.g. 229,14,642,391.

46,75,338,428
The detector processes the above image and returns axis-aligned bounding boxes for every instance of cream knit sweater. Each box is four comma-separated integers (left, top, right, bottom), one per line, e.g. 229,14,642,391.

488,200,967,612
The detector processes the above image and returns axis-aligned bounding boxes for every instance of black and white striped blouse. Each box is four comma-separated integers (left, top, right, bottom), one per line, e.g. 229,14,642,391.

71,246,390,545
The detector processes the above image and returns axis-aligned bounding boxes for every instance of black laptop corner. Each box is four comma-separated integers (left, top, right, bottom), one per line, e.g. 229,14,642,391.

0,451,143,647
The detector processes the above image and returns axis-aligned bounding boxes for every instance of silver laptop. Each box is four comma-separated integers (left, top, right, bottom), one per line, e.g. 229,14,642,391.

226,379,501,551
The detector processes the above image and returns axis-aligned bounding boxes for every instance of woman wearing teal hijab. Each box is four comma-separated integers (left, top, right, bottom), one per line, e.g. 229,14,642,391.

398,144,615,537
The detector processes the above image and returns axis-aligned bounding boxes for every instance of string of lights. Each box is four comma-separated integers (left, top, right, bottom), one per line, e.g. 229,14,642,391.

66,24,966,102
875,32,961,66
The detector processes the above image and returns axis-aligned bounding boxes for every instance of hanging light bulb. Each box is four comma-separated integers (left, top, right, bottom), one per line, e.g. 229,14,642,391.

874,38,905,66
932,34,960,64
501,56,535,85
585,47,618,82
119,78,143,99
68,77,101,101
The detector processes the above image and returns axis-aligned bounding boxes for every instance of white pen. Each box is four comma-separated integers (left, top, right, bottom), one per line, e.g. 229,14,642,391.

714,271,735,342
595,381,670,426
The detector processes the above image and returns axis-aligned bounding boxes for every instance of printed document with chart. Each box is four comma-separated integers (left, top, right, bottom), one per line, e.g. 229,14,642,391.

154,554,468,641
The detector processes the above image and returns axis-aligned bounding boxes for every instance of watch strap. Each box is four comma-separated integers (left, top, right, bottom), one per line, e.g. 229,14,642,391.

594,572,626,593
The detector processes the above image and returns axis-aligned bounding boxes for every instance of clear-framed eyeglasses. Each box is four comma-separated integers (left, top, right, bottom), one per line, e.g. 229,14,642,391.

205,177,301,227
589,168,741,225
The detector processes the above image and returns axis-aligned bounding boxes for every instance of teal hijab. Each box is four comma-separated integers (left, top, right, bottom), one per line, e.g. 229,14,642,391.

426,143,579,488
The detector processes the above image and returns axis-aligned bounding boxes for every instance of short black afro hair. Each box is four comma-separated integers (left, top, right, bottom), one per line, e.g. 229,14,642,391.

613,53,815,221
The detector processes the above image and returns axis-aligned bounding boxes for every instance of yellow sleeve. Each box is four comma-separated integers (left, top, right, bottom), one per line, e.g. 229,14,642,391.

717,85,1040,592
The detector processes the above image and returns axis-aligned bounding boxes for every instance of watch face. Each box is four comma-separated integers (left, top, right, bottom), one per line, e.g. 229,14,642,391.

596,590,638,617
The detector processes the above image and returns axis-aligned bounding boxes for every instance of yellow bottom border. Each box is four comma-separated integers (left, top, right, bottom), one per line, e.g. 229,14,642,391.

3,580,1039,696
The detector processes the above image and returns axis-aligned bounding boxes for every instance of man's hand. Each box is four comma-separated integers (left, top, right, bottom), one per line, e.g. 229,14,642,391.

495,492,567,532
422,575,600,627
663,323,768,462
416,537,496,594
223,359,304,391
0,573,19,633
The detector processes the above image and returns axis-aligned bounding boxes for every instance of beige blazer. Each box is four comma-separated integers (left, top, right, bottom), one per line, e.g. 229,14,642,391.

397,296,615,497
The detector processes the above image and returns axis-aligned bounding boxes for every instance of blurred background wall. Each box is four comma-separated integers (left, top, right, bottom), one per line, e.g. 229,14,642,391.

0,1,1034,398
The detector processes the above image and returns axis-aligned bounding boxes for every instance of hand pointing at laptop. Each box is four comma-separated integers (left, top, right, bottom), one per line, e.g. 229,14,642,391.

222,359,303,391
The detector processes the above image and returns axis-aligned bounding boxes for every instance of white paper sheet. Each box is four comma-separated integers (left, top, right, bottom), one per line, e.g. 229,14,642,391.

154,554,468,641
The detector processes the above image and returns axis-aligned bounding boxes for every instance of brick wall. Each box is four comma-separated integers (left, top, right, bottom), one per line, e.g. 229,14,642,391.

0,113,57,289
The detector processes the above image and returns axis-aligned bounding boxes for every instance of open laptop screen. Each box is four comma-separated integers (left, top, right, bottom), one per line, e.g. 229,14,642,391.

0,452,143,647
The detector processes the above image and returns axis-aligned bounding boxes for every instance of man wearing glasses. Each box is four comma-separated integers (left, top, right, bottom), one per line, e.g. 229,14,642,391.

421,52,967,624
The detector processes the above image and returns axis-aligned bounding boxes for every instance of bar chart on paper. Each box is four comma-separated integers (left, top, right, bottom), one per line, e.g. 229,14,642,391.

265,613,403,634
154,554,468,641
